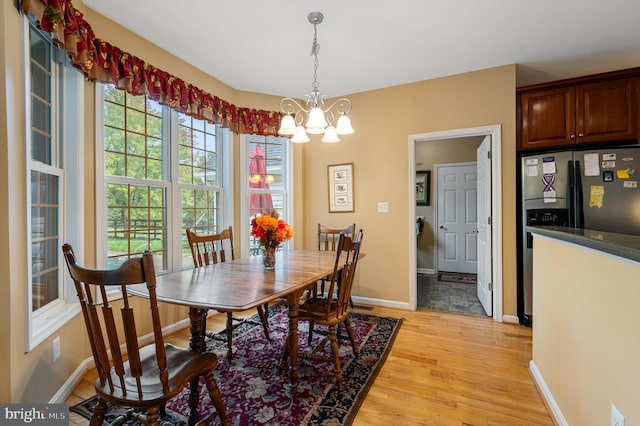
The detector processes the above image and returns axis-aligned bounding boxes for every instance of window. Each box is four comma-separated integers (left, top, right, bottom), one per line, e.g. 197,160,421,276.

243,135,292,257
97,85,228,272
25,18,83,349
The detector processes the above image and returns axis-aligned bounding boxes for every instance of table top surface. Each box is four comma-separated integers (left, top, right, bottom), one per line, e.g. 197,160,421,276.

127,250,343,311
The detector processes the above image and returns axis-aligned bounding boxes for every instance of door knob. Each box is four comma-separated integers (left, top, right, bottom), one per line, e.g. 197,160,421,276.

439,225,446,230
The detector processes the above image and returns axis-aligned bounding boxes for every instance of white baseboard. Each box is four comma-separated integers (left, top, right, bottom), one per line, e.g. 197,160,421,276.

529,360,568,426
417,268,435,275
351,295,410,310
50,357,95,403
502,314,520,324
50,317,192,404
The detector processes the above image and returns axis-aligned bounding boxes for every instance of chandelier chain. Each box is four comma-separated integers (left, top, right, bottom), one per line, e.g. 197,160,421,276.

311,21,320,92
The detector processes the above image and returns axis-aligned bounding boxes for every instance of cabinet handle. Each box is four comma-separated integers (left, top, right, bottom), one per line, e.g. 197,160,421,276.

578,133,584,137
570,134,576,139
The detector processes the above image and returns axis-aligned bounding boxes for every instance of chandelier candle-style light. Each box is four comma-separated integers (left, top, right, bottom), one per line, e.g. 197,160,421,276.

278,11,355,143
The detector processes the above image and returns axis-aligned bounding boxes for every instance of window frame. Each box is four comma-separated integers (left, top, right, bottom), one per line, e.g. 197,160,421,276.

239,134,294,258
95,85,231,275
24,17,84,351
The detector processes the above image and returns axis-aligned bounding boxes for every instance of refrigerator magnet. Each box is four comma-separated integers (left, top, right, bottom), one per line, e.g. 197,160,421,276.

589,186,604,208
541,174,557,203
602,161,616,168
603,171,614,182
623,181,638,189
602,153,617,161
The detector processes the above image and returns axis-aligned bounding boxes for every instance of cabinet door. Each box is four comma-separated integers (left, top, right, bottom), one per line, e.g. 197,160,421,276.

520,87,575,150
575,78,637,144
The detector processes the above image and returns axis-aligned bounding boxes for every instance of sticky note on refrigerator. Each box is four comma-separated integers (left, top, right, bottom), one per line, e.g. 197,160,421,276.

617,169,630,179
527,165,538,177
589,186,604,208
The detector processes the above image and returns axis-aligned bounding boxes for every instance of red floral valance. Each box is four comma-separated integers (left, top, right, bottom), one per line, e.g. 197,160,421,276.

20,0,282,136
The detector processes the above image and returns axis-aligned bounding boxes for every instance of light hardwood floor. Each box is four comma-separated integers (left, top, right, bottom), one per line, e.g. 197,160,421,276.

66,306,554,425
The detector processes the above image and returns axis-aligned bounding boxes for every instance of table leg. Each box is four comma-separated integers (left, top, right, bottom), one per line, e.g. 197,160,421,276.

188,307,208,352
285,290,303,393
187,307,208,425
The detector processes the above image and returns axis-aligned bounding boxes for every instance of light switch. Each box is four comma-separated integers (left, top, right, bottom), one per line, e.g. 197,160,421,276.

377,202,389,213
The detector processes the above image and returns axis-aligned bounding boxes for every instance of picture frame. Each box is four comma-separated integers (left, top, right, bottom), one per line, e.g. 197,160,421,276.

328,163,354,213
416,171,430,206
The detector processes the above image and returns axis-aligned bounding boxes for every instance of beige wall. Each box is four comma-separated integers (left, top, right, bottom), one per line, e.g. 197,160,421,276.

0,2,517,403
302,66,517,308
415,136,484,271
532,235,640,425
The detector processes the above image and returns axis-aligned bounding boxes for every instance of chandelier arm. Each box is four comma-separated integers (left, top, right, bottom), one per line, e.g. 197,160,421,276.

322,98,352,115
279,97,310,115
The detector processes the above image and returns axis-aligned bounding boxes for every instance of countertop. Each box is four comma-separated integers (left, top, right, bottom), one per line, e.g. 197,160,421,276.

526,226,640,263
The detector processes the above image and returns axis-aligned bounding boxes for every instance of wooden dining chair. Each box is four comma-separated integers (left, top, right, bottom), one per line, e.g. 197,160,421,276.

311,223,356,297
318,223,356,252
61,244,229,426
282,230,364,390
186,227,271,360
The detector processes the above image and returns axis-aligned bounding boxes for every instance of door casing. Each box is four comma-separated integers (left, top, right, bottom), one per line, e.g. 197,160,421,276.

408,125,503,322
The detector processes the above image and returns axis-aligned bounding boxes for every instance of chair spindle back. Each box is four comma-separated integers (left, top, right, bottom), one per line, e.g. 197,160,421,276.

324,230,363,319
317,223,355,252
186,227,235,267
62,244,166,399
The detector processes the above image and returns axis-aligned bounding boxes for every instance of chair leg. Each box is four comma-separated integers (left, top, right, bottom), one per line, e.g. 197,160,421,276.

256,304,270,341
328,325,343,390
279,334,290,371
344,317,359,357
307,321,315,345
145,405,161,425
89,398,108,426
188,376,200,425
203,372,230,426
225,312,233,360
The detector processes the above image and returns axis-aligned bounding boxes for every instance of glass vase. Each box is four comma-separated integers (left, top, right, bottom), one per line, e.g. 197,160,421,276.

262,247,276,270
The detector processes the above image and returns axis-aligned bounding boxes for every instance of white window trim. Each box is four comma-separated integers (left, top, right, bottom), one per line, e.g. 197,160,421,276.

239,135,294,258
24,17,84,351
95,85,232,276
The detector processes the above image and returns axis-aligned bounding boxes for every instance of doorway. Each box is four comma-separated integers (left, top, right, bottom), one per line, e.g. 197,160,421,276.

408,125,503,322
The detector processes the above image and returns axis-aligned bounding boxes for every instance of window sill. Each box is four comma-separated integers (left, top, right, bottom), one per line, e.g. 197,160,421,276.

28,302,82,352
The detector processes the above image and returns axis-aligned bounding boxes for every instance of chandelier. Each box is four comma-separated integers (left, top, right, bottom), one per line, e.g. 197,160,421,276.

277,11,355,143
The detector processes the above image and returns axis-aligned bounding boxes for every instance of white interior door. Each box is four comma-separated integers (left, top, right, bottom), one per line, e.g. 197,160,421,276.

436,163,477,273
476,136,492,316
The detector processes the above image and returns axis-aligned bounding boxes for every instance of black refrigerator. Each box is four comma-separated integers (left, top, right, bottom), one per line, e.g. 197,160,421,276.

518,146,640,326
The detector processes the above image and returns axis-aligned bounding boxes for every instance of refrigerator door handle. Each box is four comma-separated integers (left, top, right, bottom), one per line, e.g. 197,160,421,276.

568,160,576,228
574,160,584,229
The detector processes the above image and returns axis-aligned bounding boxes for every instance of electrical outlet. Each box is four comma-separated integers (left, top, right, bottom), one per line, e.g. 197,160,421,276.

611,404,625,426
52,336,61,362
377,202,389,213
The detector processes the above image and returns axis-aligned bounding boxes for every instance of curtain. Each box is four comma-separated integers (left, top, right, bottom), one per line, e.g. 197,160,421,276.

20,0,282,136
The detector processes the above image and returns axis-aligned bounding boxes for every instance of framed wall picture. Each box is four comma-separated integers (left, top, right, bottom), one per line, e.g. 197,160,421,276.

328,163,354,212
416,171,430,206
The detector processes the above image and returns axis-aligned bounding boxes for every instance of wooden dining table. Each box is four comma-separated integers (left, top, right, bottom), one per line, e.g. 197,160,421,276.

127,249,344,393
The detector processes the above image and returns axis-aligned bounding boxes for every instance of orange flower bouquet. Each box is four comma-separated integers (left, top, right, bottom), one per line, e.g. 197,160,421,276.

250,210,294,269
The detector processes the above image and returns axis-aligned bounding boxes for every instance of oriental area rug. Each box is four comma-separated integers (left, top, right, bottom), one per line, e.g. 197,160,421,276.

71,303,402,425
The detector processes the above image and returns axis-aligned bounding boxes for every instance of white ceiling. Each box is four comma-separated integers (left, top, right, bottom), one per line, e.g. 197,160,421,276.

82,0,640,99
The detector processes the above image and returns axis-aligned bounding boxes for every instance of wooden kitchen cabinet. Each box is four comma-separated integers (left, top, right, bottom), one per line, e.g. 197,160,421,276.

518,70,639,151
